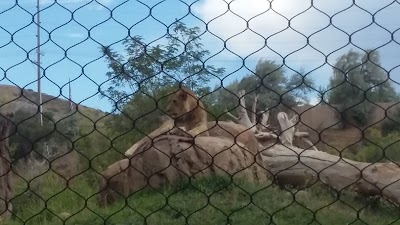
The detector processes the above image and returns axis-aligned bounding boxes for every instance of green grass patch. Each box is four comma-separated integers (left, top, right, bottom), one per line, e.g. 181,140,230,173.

6,174,400,225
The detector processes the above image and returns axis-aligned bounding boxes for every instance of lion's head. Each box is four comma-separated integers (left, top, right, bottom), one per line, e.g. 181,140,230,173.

165,87,205,122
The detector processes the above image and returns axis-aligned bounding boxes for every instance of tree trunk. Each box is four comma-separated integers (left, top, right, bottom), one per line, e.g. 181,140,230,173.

261,143,400,206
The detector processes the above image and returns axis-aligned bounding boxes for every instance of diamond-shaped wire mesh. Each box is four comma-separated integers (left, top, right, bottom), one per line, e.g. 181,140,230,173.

0,0,400,224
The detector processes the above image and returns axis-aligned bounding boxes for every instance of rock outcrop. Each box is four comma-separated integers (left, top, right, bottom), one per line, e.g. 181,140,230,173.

98,134,267,206
262,143,400,206
206,121,260,155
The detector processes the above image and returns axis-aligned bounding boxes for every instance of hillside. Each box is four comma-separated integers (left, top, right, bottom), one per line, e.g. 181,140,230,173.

0,84,108,123
0,84,112,165
0,84,116,183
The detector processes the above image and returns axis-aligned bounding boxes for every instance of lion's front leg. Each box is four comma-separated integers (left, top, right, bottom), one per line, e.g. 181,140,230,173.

187,123,209,137
125,119,175,157
168,126,194,138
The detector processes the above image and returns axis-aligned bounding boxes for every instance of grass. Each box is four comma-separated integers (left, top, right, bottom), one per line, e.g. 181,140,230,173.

5,172,400,225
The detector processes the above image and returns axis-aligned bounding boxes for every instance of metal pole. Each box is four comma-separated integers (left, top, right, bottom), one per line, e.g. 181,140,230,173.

37,0,43,126
69,77,72,111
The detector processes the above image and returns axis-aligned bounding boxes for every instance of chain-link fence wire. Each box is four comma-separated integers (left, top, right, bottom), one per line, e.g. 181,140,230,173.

0,0,400,224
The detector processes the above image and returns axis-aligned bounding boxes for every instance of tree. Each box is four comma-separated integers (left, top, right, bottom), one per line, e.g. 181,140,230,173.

102,21,225,151
207,59,315,123
382,108,400,136
237,59,314,109
10,110,58,161
101,20,225,110
327,49,398,127
164,21,225,92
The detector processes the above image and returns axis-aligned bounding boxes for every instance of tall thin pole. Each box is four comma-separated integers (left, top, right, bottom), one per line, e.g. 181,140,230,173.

37,0,43,126
69,78,73,111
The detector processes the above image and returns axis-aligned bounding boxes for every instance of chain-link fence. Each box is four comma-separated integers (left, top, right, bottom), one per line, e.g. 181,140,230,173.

1,0,400,224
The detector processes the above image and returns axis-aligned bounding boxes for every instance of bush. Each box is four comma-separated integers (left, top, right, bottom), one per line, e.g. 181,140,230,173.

354,129,400,163
382,109,400,136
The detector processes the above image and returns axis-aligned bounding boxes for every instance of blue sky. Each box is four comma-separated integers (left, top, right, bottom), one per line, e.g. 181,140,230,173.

0,0,399,113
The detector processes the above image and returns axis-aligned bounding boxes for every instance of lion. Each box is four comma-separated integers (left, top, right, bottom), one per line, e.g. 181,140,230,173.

124,87,209,157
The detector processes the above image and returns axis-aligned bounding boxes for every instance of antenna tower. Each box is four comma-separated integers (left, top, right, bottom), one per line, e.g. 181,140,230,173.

36,0,43,126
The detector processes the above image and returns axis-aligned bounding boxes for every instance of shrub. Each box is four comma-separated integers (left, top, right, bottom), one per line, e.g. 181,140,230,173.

382,108,400,136
354,129,400,163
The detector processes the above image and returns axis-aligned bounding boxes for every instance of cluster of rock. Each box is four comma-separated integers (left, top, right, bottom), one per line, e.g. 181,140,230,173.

97,89,316,205
98,121,267,205
98,90,400,207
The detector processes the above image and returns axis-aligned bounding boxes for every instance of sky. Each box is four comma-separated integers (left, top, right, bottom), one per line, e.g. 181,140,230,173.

0,0,399,113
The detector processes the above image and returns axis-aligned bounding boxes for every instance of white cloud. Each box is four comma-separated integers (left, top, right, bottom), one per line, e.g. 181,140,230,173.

193,0,323,58
192,0,400,72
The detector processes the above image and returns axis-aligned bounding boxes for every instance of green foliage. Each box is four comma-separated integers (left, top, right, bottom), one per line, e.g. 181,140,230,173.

7,175,400,225
102,20,225,109
346,104,371,127
327,49,398,128
102,21,225,151
382,108,400,135
201,82,240,121
165,21,225,91
353,129,400,163
104,85,179,151
8,108,115,172
205,59,315,122
235,59,314,108
10,171,102,225
9,109,71,161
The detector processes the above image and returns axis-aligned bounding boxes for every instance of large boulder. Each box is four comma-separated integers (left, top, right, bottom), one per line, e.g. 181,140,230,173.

98,135,267,206
206,121,260,155
0,113,14,221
